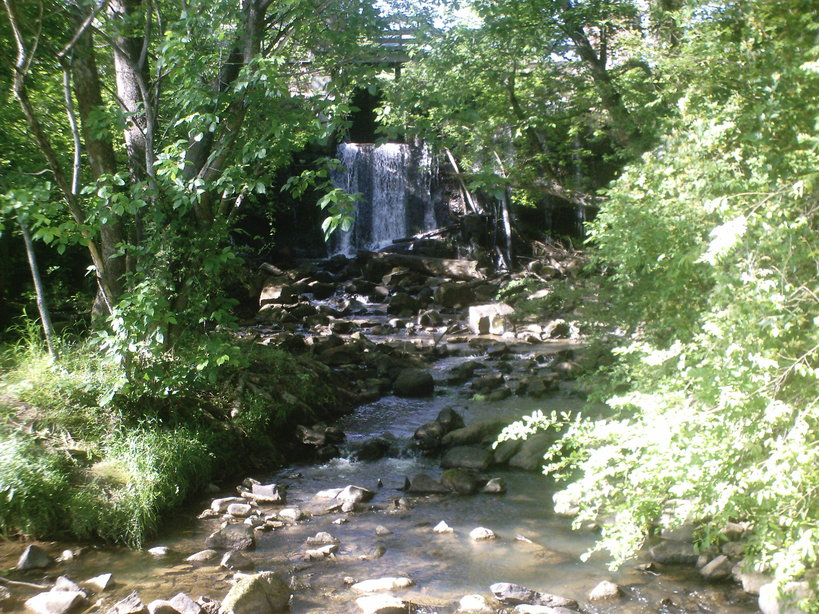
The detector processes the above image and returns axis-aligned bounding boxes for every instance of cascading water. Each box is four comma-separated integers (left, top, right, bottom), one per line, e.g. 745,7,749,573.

329,143,444,256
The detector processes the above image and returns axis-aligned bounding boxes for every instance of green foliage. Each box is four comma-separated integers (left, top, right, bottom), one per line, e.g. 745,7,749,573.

508,1,819,609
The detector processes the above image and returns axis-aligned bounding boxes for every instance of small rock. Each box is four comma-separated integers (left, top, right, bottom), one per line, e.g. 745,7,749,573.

25,591,87,614
490,583,578,610
185,550,218,563
220,550,254,571
17,544,53,570
469,527,496,541
355,594,408,614
351,577,414,592
434,521,454,534
588,580,621,601
303,544,338,560
375,525,392,536
306,531,339,545
481,477,506,494
56,549,77,563
147,547,170,557
107,591,146,614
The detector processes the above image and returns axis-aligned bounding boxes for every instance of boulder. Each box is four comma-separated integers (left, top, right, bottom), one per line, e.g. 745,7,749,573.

468,303,514,335
648,540,698,565
25,591,87,614
221,572,291,614
278,508,304,523
457,594,495,613
307,281,335,299
435,283,475,309
446,361,481,384
471,372,505,394
259,282,297,305
393,369,434,397
351,577,414,593
211,497,246,513
441,446,493,472
53,577,84,593
83,573,115,592
543,319,570,338
469,527,496,541
417,310,444,327
17,544,53,570
700,555,733,580
759,581,813,614
413,421,446,450
441,420,506,448
205,524,256,551
220,550,254,571
387,293,419,316
147,600,178,614
408,473,449,494
355,595,408,614
168,594,202,614
186,550,218,563
437,407,465,431
490,583,577,609
249,483,286,504
508,432,556,472
441,468,481,494
492,439,522,465
227,503,253,518
107,591,146,614
587,581,621,601
354,437,394,462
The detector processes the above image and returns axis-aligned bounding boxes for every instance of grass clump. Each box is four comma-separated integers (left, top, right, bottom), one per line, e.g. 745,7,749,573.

0,326,343,546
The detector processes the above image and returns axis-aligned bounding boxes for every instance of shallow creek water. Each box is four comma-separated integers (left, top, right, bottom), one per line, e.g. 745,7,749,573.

0,305,759,613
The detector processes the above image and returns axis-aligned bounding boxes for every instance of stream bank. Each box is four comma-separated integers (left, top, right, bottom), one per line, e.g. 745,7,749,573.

0,247,763,613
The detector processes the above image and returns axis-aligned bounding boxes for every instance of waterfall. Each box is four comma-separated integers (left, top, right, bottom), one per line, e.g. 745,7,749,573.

329,143,443,256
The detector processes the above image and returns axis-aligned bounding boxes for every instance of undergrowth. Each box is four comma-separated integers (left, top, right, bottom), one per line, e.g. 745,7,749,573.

0,327,341,546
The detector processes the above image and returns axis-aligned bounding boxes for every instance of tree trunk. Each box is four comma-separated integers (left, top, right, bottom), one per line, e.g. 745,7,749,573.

18,216,57,360
71,17,126,309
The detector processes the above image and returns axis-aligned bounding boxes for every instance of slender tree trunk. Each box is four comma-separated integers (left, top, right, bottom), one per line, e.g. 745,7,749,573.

71,19,127,313
18,216,57,360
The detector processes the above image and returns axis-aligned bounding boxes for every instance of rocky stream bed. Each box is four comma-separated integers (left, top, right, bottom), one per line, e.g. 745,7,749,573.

0,249,775,614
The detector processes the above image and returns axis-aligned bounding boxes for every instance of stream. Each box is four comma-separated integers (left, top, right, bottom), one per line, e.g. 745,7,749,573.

0,285,760,614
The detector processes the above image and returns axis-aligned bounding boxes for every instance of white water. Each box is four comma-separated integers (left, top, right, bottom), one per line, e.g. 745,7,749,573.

330,143,441,256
